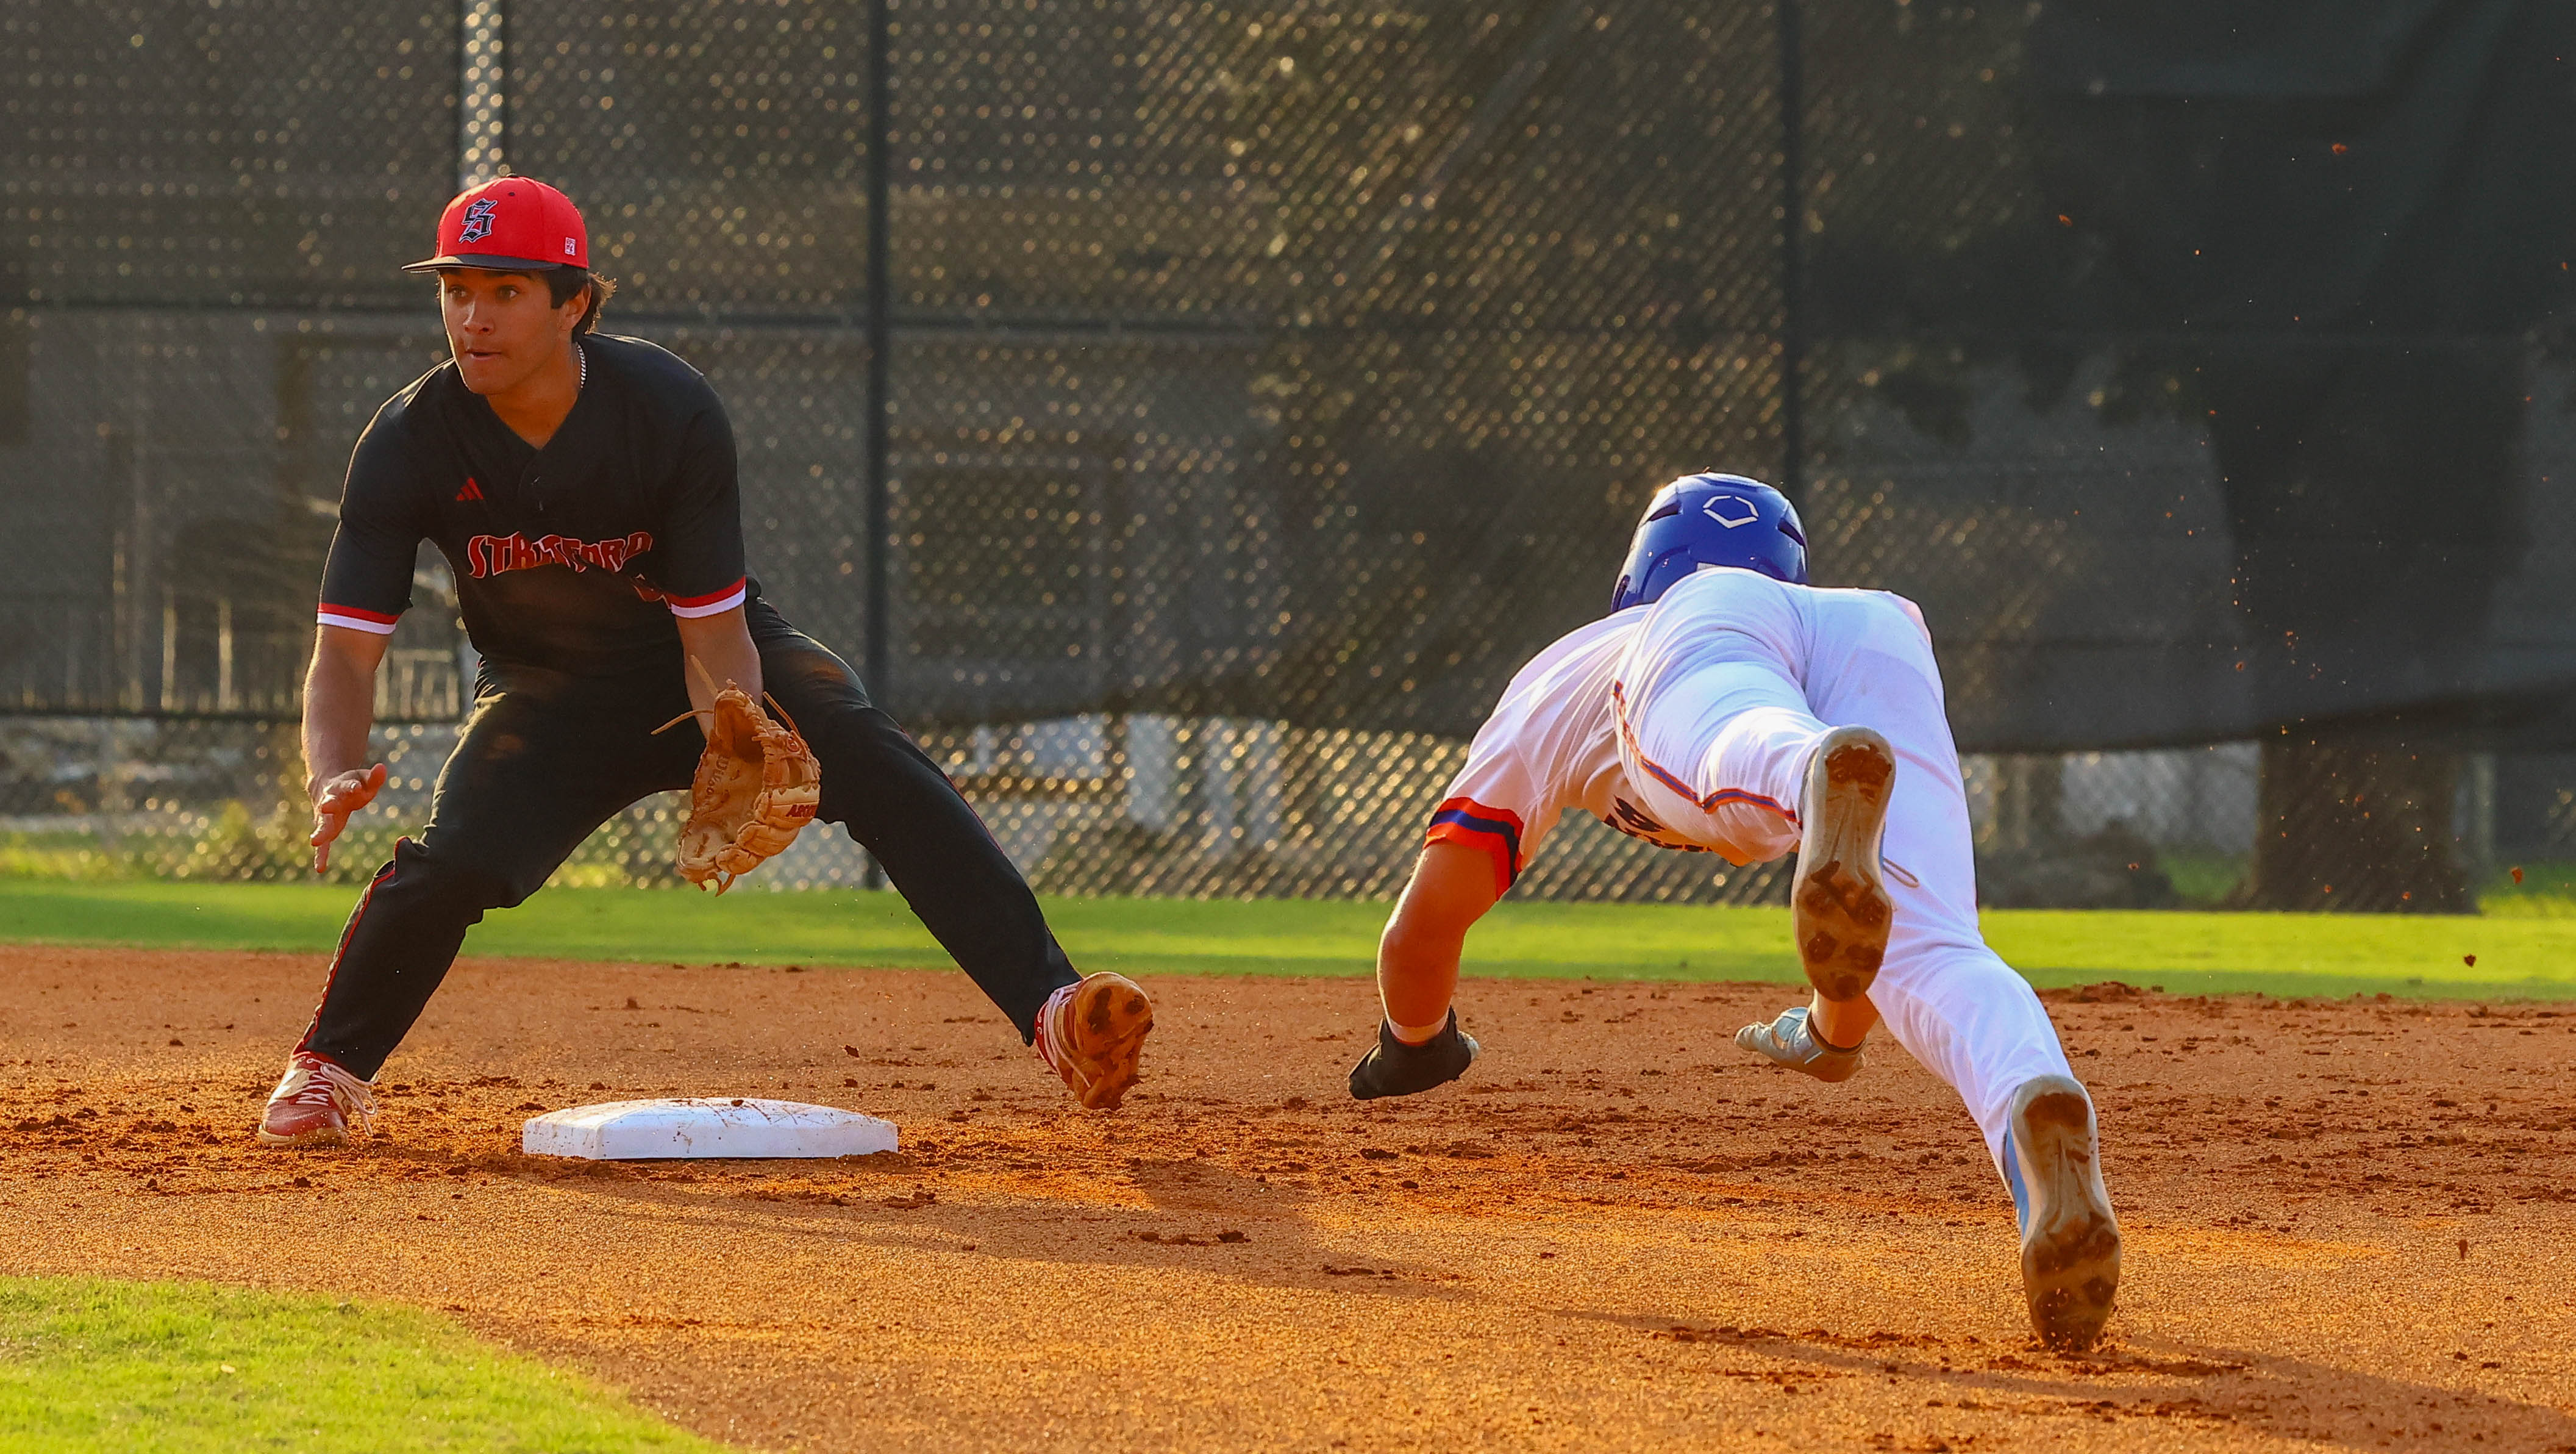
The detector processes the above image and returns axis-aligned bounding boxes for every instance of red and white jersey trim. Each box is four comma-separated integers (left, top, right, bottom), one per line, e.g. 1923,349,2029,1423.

665,578,747,618
316,604,401,636
1424,614,1633,884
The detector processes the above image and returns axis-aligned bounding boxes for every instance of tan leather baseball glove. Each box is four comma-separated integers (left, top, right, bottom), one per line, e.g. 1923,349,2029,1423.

655,664,821,893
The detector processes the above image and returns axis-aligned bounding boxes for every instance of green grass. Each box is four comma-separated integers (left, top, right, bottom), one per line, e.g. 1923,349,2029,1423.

2483,857,2576,915
2,876,2572,1001
0,1278,728,1453
2155,849,2248,909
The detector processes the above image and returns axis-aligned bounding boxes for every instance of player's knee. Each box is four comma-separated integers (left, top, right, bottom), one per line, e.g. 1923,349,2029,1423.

389,837,545,913
1881,940,2027,1000
437,862,542,912
813,704,932,776
801,704,947,822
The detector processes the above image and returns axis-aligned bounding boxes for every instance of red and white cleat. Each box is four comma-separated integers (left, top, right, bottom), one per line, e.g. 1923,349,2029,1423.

1032,972,1154,1111
256,1051,376,1147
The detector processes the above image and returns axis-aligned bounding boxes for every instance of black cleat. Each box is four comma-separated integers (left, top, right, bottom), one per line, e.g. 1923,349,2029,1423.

1347,1010,1480,1100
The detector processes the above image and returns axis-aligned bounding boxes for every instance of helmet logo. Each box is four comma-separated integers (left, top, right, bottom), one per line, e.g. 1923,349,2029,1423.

1702,494,1759,528
458,197,499,243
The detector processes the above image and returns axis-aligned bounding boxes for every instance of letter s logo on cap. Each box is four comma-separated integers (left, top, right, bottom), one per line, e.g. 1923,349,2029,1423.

458,197,499,243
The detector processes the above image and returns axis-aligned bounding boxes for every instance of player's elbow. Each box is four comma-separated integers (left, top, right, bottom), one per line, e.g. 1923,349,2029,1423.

309,625,390,686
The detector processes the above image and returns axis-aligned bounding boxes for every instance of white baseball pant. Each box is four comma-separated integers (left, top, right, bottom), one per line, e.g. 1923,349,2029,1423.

1610,567,2076,1169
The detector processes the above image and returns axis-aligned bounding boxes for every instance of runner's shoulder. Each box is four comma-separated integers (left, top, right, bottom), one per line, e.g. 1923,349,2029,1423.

1478,613,1631,747
1508,612,1637,696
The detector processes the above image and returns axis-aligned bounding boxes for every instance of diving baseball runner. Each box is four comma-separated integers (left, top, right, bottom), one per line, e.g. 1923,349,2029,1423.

260,178,1151,1147
1344,473,2124,1350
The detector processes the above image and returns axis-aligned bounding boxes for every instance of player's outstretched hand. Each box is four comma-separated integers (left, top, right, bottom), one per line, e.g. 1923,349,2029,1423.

309,763,389,874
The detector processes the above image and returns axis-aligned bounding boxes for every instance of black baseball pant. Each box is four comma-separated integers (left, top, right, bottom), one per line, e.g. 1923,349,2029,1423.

298,599,1079,1080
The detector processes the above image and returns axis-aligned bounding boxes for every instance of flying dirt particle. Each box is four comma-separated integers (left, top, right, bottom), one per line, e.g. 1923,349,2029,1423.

2459,1239,2469,1261
2463,954,2477,968
624,997,641,1011
844,1045,862,1058
2510,865,2524,884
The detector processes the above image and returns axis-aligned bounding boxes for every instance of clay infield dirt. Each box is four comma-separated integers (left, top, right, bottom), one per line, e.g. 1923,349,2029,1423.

2,946,2572,1452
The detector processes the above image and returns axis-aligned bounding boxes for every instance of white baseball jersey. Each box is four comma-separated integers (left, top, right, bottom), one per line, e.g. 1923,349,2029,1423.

1424,565,2074,1169
1429,568,1930,892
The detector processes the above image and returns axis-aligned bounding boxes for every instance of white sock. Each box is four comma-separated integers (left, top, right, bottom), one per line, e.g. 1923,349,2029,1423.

1390,1015,1448,1045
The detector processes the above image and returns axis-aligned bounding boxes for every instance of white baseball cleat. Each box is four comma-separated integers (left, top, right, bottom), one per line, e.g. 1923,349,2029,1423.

1791,725,1895,1003
1733,1005,1866,1083
2005,1074,2122,1350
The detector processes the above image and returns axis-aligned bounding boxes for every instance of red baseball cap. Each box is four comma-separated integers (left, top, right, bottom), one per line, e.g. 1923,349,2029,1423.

402,177,590,273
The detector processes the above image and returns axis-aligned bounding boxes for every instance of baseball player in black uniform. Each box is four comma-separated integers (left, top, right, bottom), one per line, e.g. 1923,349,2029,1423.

260,178,1152,1145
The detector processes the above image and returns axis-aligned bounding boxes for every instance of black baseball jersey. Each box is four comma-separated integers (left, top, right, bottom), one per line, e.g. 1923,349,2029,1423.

317,333,753,676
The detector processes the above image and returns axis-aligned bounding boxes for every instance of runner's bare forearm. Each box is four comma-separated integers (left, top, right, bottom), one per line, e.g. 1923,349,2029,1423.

1377,843,1501,1030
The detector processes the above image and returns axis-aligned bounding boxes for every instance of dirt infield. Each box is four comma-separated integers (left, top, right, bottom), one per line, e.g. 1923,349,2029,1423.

3,947,2572,1452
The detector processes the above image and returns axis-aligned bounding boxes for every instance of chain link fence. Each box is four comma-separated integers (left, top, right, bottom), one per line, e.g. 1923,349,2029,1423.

13,709,2565,909
5,0,2572,907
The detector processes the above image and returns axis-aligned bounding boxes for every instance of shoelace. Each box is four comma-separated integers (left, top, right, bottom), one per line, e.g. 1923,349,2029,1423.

282,1057,377,1133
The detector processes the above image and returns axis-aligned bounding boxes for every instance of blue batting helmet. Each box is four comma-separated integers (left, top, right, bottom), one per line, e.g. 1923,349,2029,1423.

1610,473,1808,611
